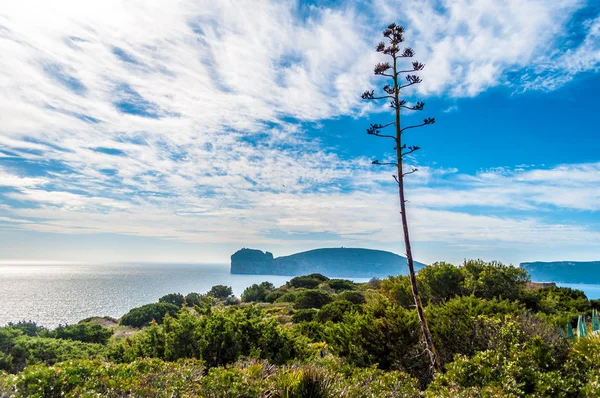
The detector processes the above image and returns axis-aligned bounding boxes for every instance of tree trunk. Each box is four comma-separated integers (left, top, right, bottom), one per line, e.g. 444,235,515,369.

393,57,442,374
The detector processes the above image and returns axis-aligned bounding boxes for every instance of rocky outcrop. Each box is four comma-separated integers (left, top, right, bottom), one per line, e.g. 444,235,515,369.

230,247,425,278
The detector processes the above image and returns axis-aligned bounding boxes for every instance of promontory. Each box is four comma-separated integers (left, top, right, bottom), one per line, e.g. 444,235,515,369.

230,247,425,278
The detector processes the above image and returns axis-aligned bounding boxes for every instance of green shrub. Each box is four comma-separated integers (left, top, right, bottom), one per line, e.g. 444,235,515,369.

207,285,233,299
241,282,275,302
288,276,321,289
337,291,366,304
47,324,113,344
292,309,318,323
316,300,359,323
417,262,465,304
5,321,46,337
295,290,333,309
158,293,185,307
327,279,355,291
1,335,106,373
265,290,287,303
184,292,202,307
275,292,298,303
305,274,329,282
120,303,179,327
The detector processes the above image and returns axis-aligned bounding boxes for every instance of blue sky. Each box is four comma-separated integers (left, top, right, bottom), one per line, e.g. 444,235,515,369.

0,0,599,265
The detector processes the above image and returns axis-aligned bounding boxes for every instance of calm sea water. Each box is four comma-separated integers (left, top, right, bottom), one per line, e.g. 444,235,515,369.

0,263,598,328
0,263,300,328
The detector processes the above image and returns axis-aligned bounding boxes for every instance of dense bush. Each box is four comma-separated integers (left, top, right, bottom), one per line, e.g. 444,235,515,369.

292,309,318,323
327,279,355,291
274,292,298,303
295,290,333,309
265,290,286,303
207,285,234,299
158,293,185,307
337,290,366,304
241,282,275,302
119,303,179,327
47,324,113,344
116,306,304,368
0,358,422,398
288,276,322,289
184,292,202,307
0,328,107,373
316,300,359,323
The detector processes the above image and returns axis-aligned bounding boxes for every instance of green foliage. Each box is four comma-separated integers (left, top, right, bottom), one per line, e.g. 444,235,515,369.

47,324,113,344
184,292,202,306
119,302,179,327
241,281,275,302
5,321,46,337
265,290,287,303
427,295,523,365
337,290,366,304
380,274,414,307
295,290,333,309
207,284,234,299
417,262,465,304
326,279,355,291
288,276,322,289
461,259,529,301
316,300,360,323
426,320,577,397
158,292,185,307
116,306,302,368
274,292,298,303
0,331,106,373
305,273,329,282
0,358,422,398
292,309,318,323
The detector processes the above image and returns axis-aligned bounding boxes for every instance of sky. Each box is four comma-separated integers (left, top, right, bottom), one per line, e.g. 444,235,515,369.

0,0,599,266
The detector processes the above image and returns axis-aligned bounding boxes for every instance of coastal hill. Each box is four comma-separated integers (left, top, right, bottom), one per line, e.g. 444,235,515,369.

230,247,425,278
520,261,600,284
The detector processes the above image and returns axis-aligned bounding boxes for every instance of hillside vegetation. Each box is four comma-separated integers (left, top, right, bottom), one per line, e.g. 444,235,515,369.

1,260,599,397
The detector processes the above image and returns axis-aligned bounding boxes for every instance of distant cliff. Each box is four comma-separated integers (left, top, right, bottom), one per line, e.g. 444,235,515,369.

230,247,425,278
520,261,600,284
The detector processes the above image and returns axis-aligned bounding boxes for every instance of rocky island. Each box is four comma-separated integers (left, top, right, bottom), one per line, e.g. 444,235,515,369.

521,261,600,284
230,247,425,278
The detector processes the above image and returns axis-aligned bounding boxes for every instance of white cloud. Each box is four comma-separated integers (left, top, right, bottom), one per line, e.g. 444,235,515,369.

0,0,599,263
375,0,594,96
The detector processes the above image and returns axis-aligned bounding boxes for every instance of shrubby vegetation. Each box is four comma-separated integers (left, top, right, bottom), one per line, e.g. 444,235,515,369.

1,260,600,397
120,302,180,327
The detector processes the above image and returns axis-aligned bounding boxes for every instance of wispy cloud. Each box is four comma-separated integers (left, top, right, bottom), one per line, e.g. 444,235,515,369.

0,0,599,262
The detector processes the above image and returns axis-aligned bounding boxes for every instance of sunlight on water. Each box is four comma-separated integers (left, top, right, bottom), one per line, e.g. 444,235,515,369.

0,263,300,328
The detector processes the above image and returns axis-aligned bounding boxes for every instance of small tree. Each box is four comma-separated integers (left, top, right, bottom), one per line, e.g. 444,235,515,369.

207,285,233,300
361,23,441,373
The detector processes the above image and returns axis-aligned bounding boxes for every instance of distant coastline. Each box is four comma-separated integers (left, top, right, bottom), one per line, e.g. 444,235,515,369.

521,261,600,284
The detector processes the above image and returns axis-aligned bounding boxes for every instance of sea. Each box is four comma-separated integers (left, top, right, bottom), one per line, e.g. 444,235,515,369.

0,262,598,328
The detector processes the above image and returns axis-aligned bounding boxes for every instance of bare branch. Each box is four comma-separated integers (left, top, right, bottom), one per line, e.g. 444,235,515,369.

401,146,421,157
400,101,425,111
403,168,419,177
396,63,425,74
366,123,398,140
400,118,435,133
361,90,394,100
372,160,398,167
